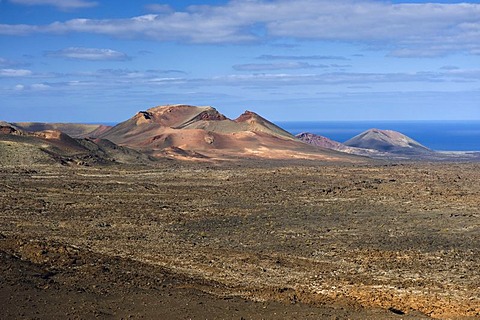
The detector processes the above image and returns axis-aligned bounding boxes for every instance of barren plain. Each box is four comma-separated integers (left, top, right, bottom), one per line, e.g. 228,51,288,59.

1,161,479,319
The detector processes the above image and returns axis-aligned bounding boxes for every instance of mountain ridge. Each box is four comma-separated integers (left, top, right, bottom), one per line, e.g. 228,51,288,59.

6,105,477,163
97,105,352,161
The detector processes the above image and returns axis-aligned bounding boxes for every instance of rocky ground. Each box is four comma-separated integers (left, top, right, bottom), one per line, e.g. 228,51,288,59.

0,161,479,319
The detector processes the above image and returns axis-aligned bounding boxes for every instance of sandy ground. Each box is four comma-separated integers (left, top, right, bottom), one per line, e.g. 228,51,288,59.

1,161,479,319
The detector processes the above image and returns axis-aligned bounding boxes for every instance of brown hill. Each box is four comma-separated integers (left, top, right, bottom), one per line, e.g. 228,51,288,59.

99,105,359,161
344,129,431,154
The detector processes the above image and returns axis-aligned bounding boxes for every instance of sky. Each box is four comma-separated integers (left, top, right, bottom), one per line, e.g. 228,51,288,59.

0,0,479,122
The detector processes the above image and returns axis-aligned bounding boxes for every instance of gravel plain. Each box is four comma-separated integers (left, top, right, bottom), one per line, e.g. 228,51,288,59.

1,161,479,319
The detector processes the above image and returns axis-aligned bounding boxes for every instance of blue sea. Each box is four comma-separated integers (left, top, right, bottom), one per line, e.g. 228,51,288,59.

276,121,480,151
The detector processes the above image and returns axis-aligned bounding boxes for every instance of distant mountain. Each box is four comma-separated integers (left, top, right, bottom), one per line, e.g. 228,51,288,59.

296,132,385,158
3,111,479,163
98,105,358,161
344,128,432,154
13,122,109,138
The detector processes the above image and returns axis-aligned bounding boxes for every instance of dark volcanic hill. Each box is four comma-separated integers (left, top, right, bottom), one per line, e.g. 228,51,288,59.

344,128,432,154
0,122,153,166
1,121,25,135
98,105,358,161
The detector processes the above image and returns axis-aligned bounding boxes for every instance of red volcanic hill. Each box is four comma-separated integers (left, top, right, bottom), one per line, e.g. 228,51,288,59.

98,105,357,161
296,132,348,151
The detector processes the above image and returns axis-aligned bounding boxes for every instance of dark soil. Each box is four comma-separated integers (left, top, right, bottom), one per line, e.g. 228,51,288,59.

1,161,479,319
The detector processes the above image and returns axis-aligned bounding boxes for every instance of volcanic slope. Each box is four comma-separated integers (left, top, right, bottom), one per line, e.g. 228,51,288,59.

296,132,351,151
0,122,152,166
99,105,359,161
345,128,432,154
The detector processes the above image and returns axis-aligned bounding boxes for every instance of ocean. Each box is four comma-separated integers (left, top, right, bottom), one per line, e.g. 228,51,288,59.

276,121,480,151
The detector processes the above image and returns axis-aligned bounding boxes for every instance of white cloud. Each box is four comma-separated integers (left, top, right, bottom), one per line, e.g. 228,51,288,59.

199,69,480,88
0,23,39,36
3,67,479,100
30,83,50,90
209,72,430,87
9,83,51,91
8,0,97,9
45,47,130,61
0,68,32,77
89,68,186,78
1,0,479,55
233,62,328,71
21,68,480,91
258,55,348,61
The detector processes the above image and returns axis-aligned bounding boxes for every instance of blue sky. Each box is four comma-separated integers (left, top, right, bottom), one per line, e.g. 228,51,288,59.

0,0,479,122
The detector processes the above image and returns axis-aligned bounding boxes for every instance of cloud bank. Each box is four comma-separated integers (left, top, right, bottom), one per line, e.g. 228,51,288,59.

45,47,130,61
1,0,480,56
233,62,328,71
0,68,32,77
5,67,479,91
